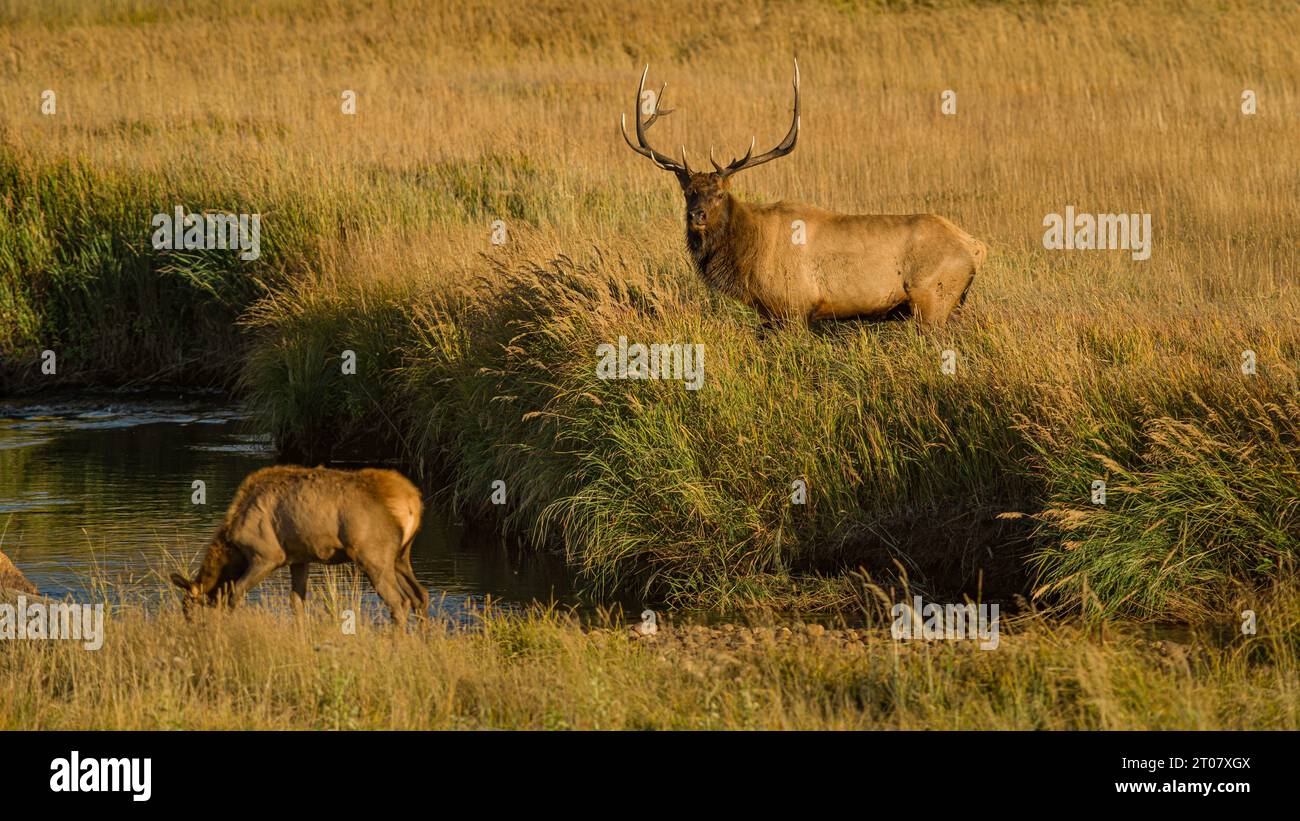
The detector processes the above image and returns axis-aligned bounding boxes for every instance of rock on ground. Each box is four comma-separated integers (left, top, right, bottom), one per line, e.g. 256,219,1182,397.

0,549,38,596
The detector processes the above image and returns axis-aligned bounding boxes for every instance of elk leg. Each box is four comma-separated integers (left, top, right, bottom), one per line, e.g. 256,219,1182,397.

396,558,429,618
396,536,429,616
909,265,973,327
908,290,952,328
290,563,309,613
374,571,410,628
227,554,280,608
353,553,410,627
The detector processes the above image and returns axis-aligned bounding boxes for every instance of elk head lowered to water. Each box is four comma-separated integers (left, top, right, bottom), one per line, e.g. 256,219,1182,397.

621,61,986,327
169,465,428,625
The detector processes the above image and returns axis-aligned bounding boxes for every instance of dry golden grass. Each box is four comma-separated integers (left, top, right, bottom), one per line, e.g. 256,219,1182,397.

4,0,1295,385
1,575,1297,730
3,0,1297,285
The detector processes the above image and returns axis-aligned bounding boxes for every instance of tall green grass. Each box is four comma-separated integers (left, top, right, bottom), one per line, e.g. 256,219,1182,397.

0,142,574,391
241,246,1298,618
0,143,276,389
1030,395,1299,620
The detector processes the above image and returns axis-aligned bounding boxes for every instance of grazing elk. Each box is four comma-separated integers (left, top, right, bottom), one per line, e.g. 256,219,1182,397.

170,466,428,625
621,61,986,327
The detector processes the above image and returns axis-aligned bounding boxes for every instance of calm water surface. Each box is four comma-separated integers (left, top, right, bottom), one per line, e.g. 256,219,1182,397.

0,397,574,616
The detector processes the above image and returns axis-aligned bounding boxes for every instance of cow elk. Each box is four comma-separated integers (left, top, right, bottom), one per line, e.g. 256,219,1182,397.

170,465,428,625
621,61,986,327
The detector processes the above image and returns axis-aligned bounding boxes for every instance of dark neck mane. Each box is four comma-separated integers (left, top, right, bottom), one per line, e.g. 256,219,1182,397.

196,530,247,595
686,195,759,300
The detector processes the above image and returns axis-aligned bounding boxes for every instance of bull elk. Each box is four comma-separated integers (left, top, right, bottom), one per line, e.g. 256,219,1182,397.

169,465,428,625
621,61,986,327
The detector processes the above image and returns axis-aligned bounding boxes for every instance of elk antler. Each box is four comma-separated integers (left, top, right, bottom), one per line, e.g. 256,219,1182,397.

716,59,800,177
621,65,690,176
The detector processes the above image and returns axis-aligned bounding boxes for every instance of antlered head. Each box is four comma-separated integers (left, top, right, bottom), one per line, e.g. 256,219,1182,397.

620,60,801,234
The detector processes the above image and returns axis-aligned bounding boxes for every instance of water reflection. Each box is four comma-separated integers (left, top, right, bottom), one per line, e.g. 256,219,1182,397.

0,397,574,617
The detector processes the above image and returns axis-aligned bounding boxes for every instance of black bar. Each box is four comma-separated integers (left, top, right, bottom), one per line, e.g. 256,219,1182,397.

2,730,1281,808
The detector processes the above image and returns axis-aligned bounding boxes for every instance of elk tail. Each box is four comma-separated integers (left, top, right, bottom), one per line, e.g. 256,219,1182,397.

377,488,421,550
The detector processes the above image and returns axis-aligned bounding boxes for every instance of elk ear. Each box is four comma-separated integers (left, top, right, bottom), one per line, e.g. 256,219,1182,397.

170,572,194,593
